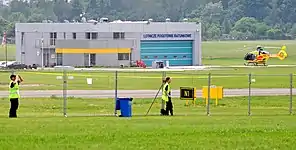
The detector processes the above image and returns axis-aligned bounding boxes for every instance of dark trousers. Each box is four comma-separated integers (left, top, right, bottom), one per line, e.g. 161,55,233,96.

165,98,173,116
9,98,19,118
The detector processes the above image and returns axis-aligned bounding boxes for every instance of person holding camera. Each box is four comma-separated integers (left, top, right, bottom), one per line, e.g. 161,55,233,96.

9,74,23,118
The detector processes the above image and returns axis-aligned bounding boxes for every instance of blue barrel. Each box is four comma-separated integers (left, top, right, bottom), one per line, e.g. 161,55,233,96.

118,98,133,117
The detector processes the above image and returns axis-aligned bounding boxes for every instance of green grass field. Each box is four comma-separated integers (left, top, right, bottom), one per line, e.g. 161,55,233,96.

1,41,296,149
0,67,295,90
1,96,296,149
202,40,296,65
0,40,294,90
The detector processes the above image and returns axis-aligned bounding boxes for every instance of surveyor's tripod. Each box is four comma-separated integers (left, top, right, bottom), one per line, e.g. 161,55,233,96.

145,83,165,116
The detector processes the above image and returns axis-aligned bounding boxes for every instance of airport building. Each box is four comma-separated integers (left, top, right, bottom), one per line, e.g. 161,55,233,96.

15,19,201,67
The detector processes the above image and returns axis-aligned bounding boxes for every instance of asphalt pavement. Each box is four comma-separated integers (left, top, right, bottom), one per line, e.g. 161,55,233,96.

0,88,295,98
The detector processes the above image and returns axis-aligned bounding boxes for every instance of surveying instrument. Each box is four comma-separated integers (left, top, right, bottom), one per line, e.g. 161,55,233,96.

145,79,167,116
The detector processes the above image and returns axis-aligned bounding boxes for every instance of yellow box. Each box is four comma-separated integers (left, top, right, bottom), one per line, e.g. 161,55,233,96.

202,86,223,99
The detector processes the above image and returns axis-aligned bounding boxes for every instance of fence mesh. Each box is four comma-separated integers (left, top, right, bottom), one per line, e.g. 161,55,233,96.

0,69,295,117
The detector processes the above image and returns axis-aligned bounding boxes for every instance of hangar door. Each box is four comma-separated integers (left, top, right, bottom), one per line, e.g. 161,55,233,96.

140,40,193,66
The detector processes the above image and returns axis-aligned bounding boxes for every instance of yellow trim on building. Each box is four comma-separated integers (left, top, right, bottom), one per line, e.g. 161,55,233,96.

55,48,131,54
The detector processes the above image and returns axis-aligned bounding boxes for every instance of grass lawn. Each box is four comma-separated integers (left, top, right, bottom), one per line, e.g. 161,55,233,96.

1,41,295,149
0,40,294,90
0,67,295,90
0,96,296,149
202,40,296,65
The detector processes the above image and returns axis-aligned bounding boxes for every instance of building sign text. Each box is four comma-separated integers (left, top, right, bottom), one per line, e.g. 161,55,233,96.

143,33,192,39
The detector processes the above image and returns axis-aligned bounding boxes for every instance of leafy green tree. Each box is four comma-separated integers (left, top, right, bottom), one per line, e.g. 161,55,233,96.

201,1,224,24
53,0,72,22
222,19,232,34
86,0,100,20
255,22,270,38
27,13,44,23
70,0,84,21
232,17,258,33
8,12,26,23
0,0,296,40
267,28,283,39
290,23,296,36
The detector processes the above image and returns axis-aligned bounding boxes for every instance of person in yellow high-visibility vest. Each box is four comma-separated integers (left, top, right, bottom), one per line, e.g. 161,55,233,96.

161,77,173,116
9,74,23,118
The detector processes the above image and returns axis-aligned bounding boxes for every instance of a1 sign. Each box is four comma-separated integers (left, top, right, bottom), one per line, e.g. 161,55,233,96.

180,87,196,100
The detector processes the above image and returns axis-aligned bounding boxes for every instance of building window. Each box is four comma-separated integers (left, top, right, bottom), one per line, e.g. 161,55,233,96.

72,33,76,39
183,55,187,58
144,56,148,59
154,56,158,58
174,56,177,58
90,54,96,66
50,32,57,38
120,32,125,39
56,53,63,65
113,32,120,39
63,32,66,39
50,32,57,45
118,53,129,60
91,32,98,39
85,32,91,39
164,56,167,58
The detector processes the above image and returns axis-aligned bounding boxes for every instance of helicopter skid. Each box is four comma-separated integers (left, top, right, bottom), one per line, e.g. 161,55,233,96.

244,60,267,66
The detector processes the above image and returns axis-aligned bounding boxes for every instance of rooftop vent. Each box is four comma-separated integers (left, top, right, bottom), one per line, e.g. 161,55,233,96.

81,17,87,23
165,18,171,22
88,19,98,25
112,20,123,23
99,17,109,23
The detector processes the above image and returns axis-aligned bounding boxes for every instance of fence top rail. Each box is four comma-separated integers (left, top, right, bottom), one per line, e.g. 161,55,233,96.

0,69,294,76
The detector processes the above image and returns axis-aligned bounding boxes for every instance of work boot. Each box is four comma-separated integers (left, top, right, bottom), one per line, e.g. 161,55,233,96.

160,109,166,115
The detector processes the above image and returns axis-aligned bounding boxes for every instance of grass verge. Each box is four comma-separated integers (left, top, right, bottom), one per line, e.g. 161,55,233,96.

0,67,296,90
0,96,296,149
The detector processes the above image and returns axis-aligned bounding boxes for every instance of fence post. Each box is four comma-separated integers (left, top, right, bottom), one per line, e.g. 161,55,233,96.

63,69,67,117
161,71,166,110
290,73,293,115
207,73,211,116
114,71,118,116
248,73,251,116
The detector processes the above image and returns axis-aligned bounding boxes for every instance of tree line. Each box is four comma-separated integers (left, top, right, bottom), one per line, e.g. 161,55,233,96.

1,0,296,41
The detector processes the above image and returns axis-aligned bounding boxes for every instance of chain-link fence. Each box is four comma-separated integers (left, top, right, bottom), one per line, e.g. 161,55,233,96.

0,69,295,117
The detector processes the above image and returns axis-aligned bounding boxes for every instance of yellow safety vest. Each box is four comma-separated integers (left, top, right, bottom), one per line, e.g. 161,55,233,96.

162,83,171,102
249,51,259,55
9,81,20,99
